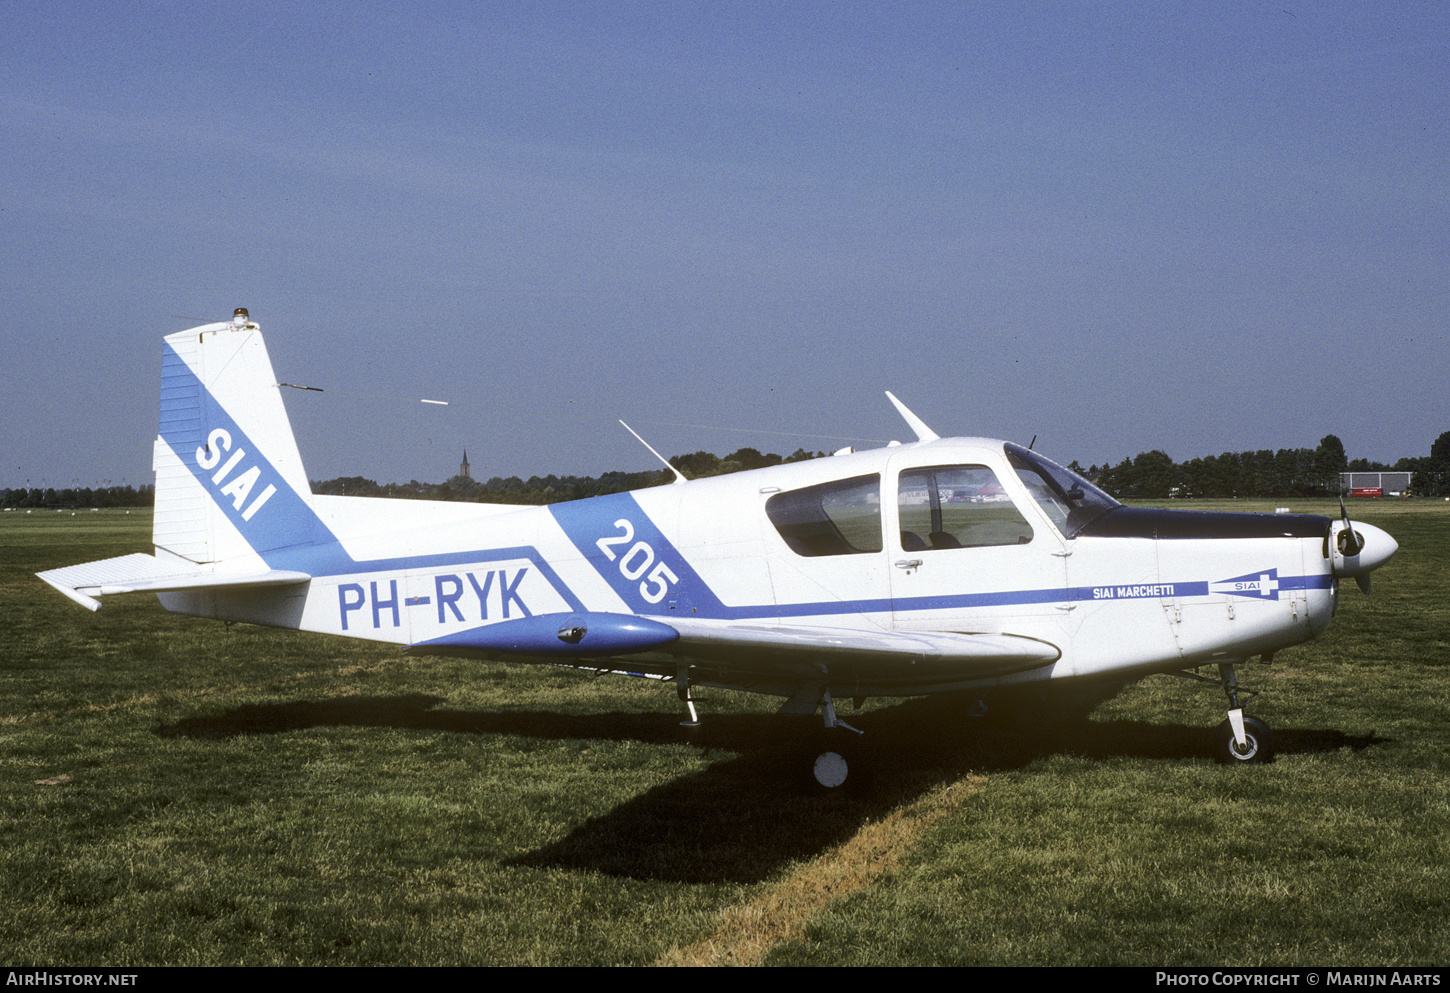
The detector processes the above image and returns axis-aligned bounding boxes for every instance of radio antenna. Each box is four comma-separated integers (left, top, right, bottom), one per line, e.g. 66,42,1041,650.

619,421,688,484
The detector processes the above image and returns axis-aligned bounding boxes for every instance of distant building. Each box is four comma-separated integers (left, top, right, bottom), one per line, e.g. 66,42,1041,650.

1341,471,1411,497
460,450,471,479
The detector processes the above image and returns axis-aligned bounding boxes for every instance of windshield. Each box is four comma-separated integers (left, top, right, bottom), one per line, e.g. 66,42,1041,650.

1005,443,1119,538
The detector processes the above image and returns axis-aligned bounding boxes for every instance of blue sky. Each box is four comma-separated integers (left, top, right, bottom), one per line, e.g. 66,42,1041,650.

4,1,1446,491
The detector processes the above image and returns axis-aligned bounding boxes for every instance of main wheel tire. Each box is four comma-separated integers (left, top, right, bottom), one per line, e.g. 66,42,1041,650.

812,749,850,789
1213,715,1276,764
803,737,871,794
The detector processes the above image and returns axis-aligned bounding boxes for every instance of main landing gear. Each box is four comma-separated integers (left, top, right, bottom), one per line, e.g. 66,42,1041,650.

773,680,870,792
1182,662,1277,765
674,667,870,792
803,687,868,792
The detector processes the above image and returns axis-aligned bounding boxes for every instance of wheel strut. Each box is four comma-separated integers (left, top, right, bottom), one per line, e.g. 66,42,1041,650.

818,686,862,736
1219,663,1248,749
676,665,701,728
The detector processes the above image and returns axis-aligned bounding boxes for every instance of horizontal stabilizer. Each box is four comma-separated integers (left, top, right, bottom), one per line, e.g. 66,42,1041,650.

37,553,310,611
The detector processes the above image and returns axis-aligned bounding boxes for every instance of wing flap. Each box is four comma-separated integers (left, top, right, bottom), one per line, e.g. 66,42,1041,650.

38,553,310,611
663,616,1060,675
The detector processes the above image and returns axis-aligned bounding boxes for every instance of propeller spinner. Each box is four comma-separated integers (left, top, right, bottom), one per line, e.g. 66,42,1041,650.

1330,497,1397,593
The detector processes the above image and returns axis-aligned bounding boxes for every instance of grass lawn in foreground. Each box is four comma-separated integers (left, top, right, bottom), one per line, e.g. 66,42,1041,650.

0,501,1445,965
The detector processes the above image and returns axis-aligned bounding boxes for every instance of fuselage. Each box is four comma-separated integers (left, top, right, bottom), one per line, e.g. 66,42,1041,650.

159,435,1347,699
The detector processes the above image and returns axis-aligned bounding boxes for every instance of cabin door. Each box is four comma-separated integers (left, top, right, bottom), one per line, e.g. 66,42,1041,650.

887,457,1070,635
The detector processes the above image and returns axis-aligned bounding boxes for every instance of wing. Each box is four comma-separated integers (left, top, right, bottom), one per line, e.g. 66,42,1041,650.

405,610,1059,696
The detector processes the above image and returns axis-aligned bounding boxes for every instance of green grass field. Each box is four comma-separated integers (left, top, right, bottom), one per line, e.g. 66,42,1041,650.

1,500,1446,965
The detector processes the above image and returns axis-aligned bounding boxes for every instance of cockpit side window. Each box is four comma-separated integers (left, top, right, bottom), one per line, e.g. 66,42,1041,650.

766,474,883,557
897,466,1033,549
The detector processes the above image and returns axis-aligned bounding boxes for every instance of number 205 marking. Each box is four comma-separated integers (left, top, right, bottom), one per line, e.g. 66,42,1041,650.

595,519,679,604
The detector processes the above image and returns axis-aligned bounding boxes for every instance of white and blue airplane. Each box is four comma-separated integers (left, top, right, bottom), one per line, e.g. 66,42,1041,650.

40,311,1398,789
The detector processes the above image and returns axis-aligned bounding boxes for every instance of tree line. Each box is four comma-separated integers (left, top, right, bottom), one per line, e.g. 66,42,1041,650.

1397,431,1450,497
1080,431,1450,499
314,432,1450,505
311,447,824,505
12,431,1448,511
2,484,155,510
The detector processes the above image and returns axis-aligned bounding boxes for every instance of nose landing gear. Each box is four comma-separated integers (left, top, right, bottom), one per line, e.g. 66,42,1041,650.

1211,662,1276,764
1175,661,1278,764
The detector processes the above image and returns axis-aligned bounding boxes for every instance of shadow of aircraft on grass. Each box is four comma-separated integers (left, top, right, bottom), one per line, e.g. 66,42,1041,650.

153,692,1388,884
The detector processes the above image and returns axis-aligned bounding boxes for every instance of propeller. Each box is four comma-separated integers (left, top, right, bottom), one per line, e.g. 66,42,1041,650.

1330,497,1397,594
1337,497,1364,558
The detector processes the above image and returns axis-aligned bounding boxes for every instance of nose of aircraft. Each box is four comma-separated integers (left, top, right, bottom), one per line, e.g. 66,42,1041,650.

1332,519,1398,593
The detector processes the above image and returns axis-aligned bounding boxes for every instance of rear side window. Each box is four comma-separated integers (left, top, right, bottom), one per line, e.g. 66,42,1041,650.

766,474,882,557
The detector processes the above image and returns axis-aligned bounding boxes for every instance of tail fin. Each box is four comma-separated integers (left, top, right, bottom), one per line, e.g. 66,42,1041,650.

153,315,330,564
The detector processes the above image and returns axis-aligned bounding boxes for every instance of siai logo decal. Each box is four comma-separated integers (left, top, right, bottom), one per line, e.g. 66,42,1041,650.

1211,569,1281,600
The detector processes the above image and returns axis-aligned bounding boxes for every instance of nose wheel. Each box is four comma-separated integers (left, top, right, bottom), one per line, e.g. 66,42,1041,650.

1213,713,1275,764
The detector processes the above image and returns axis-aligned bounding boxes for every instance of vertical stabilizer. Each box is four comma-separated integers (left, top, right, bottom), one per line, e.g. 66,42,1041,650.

153,315,329,564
